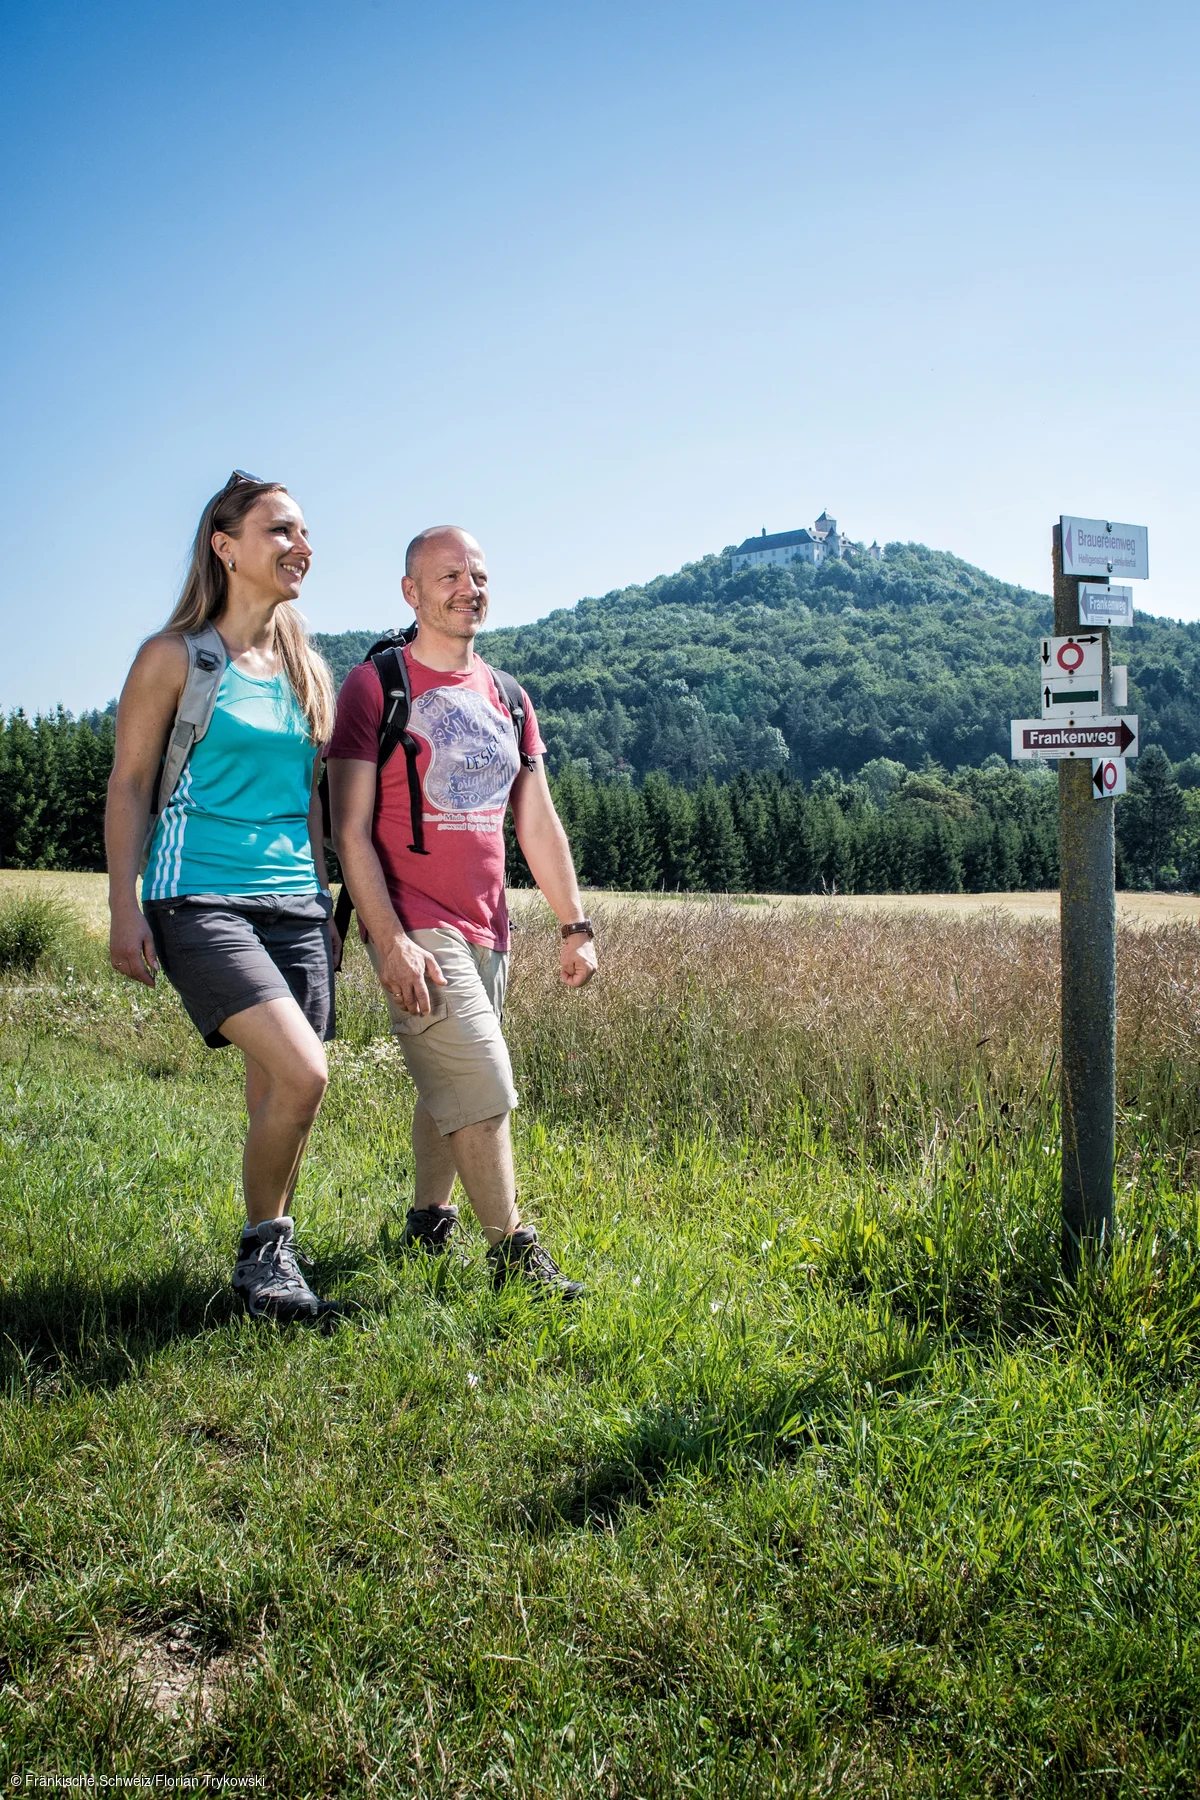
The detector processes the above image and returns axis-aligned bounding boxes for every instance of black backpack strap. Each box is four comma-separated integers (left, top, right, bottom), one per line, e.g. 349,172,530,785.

370,643,429,856
333,880,354,946
488,665,538,770
325,624,422,959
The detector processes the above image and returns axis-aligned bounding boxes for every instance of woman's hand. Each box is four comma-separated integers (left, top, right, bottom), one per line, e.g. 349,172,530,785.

110,909,159,987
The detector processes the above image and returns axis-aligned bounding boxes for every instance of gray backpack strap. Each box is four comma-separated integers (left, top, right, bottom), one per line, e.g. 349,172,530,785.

139,623,227,872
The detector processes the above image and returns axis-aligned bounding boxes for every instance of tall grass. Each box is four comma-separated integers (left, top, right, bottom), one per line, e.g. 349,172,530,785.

0,887,74,973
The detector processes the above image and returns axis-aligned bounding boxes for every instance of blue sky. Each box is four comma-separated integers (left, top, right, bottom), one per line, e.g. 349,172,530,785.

2,0,1197,713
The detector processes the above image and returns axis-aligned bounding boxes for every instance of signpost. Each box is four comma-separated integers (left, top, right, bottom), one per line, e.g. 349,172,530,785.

1052,525,1128,1269
1010,518,1148,1269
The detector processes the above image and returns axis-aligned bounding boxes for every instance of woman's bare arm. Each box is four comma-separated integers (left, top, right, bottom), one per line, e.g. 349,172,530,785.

105,634,188,986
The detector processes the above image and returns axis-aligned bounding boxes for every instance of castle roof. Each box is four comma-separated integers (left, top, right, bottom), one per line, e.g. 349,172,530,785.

733,528,818,554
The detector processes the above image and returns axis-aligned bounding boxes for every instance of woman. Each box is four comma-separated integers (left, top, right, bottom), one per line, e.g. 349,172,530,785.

106,471,341,1323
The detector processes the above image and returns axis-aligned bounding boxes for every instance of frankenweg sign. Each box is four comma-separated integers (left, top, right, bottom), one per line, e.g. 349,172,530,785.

1010,716,1139,759
1060,516,1148,580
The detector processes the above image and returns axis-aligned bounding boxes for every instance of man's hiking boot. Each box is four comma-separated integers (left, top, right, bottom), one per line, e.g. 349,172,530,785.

486,1227,584,1301
403,1204,459,1255
232,1218,340,1324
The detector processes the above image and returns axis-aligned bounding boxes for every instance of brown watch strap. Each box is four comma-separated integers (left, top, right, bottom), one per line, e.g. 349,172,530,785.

560,919,594,941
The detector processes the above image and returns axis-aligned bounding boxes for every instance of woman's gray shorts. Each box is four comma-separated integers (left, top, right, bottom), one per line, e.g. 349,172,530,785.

144,893,335,1049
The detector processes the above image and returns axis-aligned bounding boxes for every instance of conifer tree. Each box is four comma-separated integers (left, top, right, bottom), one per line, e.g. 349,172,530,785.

691,780,747,892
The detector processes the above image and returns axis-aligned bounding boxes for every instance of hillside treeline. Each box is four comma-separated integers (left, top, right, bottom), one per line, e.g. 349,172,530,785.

520,753,1198,894
4,710,1198,894
315,542,1200,785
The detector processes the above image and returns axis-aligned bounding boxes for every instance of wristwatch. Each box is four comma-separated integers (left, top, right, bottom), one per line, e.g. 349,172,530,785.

560,919,595,941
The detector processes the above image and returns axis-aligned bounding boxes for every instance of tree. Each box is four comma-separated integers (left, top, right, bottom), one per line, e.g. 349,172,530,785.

1117,746,1188,889
690,781,746,892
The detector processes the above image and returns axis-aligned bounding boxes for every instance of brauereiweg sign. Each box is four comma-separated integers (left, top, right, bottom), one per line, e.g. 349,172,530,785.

1060,517,1148,581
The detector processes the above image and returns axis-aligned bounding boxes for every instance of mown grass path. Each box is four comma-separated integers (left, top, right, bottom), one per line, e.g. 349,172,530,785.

1,888,1199,1796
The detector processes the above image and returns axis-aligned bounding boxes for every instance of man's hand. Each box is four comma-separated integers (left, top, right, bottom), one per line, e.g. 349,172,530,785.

110,909,159,987
328,917,343,974
376,931,448,1014
560,935,597,989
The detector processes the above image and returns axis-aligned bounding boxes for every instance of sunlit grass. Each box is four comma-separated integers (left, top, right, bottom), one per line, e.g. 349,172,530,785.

0,895,1198,1793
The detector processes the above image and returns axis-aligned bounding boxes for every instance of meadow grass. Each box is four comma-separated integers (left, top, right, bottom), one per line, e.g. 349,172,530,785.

1,887,1199,1795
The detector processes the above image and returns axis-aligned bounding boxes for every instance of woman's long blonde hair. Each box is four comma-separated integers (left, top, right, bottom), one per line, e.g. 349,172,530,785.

164,473,335,743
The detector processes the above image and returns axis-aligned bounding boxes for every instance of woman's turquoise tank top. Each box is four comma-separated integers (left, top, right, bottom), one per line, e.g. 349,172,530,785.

144,663,320,901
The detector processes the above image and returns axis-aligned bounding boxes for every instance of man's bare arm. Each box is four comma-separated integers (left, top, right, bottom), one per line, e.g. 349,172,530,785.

326,757,446,1013
509,759,597,988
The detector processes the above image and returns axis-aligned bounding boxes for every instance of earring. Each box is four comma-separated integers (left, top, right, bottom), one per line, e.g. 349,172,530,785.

227,559,235,571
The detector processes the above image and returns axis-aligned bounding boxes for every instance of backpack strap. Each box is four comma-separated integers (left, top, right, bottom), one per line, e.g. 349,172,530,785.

139,622,227,874
486,664,538,771
370,641,430,857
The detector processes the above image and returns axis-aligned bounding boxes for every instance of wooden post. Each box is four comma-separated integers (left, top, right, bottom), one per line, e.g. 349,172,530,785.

1053,524,1116,1271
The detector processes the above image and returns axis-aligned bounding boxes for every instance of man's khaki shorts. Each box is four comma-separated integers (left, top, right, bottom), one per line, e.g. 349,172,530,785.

366,926,518,1135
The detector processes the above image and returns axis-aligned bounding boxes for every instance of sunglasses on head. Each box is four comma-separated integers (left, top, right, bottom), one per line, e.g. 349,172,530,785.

224,468,265,489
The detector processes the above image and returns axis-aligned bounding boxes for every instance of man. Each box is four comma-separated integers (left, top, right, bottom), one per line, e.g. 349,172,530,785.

327,526,596,1296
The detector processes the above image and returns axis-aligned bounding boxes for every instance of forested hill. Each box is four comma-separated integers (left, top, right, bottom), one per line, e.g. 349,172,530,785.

312,542,1200,784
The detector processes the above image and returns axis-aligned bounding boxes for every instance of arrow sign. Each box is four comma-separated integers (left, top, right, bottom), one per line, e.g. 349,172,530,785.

1011,715,1139,760
1042,675,1103,718
1092,757,1127,798
1079,583,1134,627
1061,517,1148,580
1040,635,1103,678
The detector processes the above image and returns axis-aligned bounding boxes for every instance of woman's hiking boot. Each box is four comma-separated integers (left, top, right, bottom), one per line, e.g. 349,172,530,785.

486,1227,584,1300
402,1204,459,1254
232,1217,339,1324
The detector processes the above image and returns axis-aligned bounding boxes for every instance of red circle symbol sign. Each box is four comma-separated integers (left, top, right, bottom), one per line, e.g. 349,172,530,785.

1101,759,1119,793
1057,641,1085,672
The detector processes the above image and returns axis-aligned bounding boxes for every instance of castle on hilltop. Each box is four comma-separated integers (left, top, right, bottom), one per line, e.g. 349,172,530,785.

730,511,883,573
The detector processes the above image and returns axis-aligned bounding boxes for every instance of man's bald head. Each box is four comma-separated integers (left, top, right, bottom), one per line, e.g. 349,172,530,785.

404,526,480,580
401,526,491,650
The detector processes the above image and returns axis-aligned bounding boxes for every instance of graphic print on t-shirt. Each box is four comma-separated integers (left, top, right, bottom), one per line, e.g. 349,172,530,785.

407,687,520,827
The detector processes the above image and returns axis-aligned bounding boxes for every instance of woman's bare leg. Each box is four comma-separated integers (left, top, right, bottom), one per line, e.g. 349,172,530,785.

220,996,328,1224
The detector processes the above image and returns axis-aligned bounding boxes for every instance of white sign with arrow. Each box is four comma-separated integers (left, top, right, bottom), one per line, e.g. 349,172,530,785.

1079,583,1134,627
1061,517,1149,580
1011,716,1139,760
1040,634,1103,678
1092,757,1127,798
1042,677,1103,718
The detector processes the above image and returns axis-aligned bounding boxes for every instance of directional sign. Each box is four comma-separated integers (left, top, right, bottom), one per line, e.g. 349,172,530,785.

1079,583,1134,626
1040,634,1103,678
1092,757,1127,798
1011,716,1139,760
1061,517,1148,580
1042,676,1103,718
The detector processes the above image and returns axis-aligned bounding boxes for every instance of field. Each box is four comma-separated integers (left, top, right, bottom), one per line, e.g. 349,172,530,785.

2,875,1200,1796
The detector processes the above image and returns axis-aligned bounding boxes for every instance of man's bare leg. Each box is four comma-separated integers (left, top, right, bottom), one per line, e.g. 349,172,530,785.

411,1104,520,1244
450,1112,521,1245
412,1100,458,1211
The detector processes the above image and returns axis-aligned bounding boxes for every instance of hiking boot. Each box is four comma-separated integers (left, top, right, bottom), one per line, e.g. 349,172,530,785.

486,1227,584,1301
402,1204,459,1255
232,1218,339,1324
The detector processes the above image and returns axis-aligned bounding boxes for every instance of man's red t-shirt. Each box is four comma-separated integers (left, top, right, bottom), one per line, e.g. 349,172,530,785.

327,648,546,953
